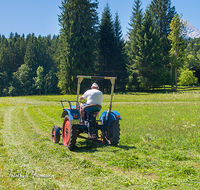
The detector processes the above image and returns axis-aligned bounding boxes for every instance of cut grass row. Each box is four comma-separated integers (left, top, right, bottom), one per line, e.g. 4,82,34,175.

0,93,200,189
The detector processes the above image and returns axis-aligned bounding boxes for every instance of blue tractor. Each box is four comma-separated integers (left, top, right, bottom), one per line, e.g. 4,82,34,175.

52,75,122,150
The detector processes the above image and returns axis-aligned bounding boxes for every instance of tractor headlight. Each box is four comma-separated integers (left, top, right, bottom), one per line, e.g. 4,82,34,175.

116,115,121,119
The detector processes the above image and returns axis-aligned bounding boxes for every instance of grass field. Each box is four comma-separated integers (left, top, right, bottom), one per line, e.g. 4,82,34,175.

0,92,200,189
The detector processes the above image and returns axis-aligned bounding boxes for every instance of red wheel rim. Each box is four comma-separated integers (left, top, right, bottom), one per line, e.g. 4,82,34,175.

52,128,56,143
63,120,71,146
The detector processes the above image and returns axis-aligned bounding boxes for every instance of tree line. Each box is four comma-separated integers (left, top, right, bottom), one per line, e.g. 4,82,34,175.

0,34,60,96
0,0,199,96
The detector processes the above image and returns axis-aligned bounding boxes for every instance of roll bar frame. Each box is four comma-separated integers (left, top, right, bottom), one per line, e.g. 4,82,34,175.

76,75,117,115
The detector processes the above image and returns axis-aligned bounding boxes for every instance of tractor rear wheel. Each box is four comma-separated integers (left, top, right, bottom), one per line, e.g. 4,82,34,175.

62,116,77,151
52,125,60,143
102,120,120,146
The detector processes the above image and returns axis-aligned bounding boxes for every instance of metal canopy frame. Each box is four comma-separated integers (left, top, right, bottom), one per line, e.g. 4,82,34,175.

76,75,117,114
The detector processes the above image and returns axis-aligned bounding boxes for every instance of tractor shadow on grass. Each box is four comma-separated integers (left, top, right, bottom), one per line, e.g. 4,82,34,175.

74,140,105,153
116,145,137,150
56,141,102,153
74,139,137,153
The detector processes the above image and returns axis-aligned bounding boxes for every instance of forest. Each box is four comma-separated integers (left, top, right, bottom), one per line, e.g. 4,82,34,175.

0,0,200,96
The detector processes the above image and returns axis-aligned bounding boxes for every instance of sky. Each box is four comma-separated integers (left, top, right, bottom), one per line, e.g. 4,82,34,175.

0,0,200,38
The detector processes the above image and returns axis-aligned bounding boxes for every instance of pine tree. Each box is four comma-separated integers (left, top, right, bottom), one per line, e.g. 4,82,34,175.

126,0,143,89
0,38,12,95
18,34,26,70
136,8,165,88
113,12,128,91
97,3,115,92
150,0,176,83
24,34,39,78
58,0,99,94
8,33,19,73
44,35,60,94
43,35,55,75
23,34,39,94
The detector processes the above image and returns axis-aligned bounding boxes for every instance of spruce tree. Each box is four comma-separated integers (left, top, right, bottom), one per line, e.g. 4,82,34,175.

113,12,128,91
150,0,175,37
8,33,19,73
126,0,143,89
44,35,60,94
136,8,165,88
23,34,38,94
0,38,12,95
97,3,115,92
24,34,39,77
150,0,176,83
18,34,26,70
58,0,99,94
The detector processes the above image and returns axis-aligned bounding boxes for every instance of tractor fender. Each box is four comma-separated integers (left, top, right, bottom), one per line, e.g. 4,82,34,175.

61,109,70,118
100,110,122,126
61,109,80,120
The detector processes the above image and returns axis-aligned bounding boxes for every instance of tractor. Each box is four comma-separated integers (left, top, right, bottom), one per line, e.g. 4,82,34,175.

52,75,122,150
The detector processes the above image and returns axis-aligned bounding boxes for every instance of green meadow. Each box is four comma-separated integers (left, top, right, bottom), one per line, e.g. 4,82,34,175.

0,92,200,189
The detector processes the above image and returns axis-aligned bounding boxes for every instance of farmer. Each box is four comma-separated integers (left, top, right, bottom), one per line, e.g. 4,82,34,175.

79,83,103,122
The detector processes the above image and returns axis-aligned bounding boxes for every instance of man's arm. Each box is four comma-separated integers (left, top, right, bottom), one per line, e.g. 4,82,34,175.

80,90,89,101
79,96,84,100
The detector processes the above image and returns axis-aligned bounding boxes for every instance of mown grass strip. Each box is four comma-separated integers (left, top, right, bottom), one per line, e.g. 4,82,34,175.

0,104,139,189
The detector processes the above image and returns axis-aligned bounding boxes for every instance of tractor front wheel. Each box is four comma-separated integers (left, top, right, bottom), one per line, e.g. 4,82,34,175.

62,116,77,151
102,120,120,146
52,125,60,143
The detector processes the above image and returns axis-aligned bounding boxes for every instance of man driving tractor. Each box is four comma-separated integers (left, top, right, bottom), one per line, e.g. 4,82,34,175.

79,83,103,122
52,76,121,150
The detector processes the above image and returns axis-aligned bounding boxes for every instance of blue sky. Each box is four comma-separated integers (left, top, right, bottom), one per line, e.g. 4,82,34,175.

0,0,199,38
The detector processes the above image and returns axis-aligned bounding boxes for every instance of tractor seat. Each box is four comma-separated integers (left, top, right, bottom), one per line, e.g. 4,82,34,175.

83,104,102,113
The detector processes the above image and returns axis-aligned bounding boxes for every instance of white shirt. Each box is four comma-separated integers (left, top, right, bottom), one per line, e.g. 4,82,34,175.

82,89,103,105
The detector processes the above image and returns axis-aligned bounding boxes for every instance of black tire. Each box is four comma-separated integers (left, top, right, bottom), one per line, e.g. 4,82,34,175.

62,116,77,151
52,125,60,143
102,120,120,146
